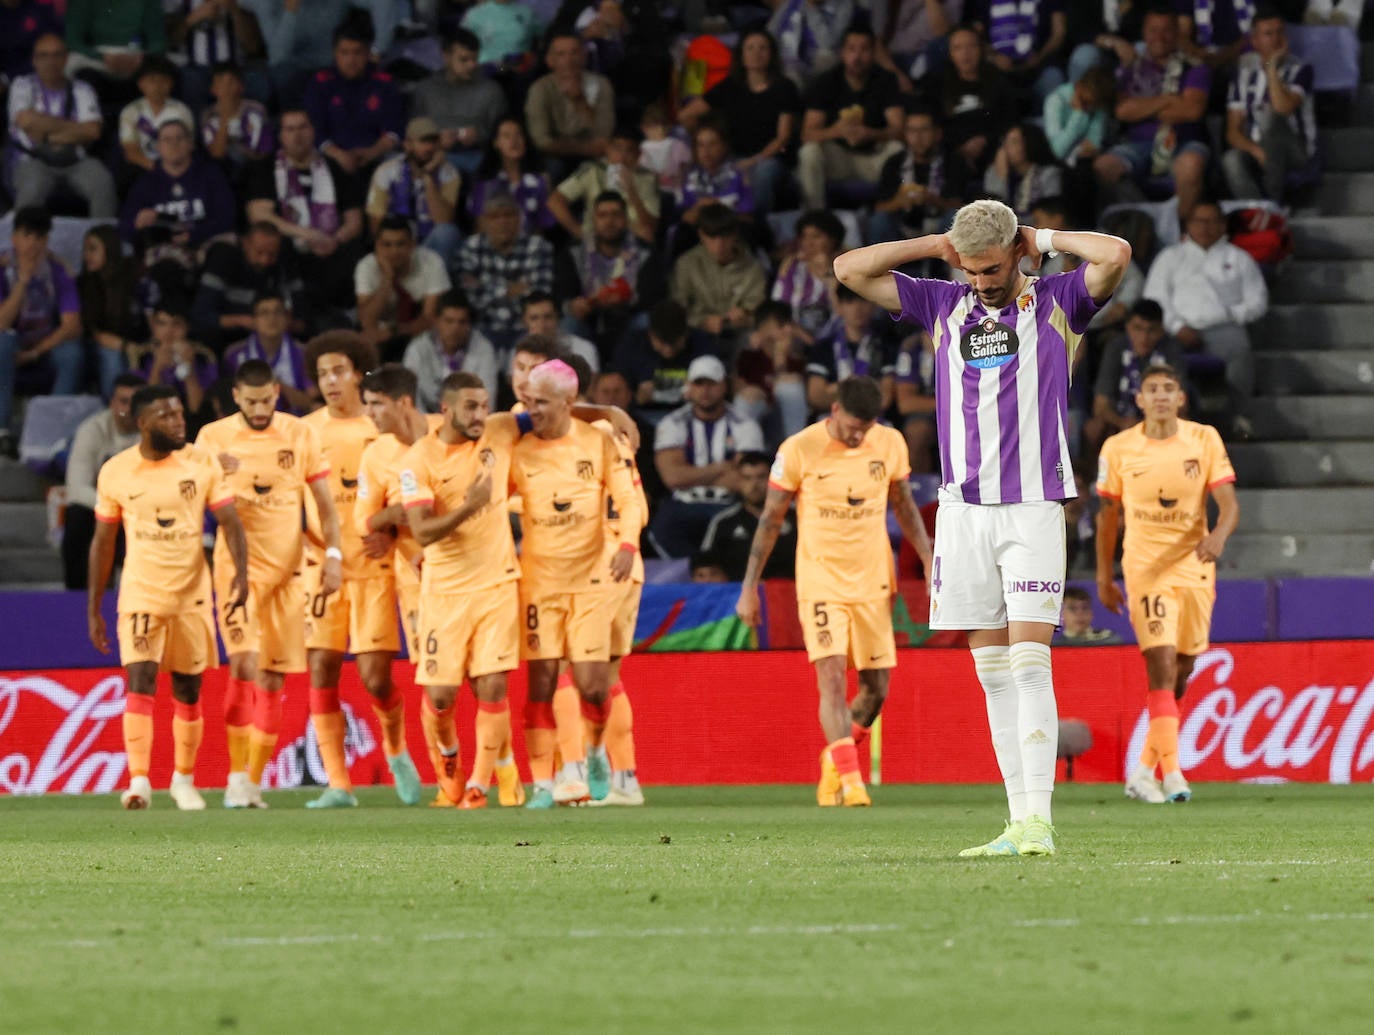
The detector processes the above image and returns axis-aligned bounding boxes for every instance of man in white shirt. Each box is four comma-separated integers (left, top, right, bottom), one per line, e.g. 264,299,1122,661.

649,355,766,558
6,34,116,217
355,213,452,362
402,290,498,409
1144,199,1268,437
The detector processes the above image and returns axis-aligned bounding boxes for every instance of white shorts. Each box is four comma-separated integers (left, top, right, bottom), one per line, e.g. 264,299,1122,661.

928,498,1067,630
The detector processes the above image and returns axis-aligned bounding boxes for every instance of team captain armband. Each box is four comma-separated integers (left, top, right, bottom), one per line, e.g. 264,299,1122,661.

515,411,534,435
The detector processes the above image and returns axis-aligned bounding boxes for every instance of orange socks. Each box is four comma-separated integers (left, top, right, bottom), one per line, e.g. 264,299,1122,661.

553,679,586,766
123,692,155,778
172,700,203,776
309,687,351,791
470,701,510,790
371,686,407,758
828,737,863,790
524,699,556,784
1146,689,1182,775
247,686,282,785
581,696,608,750
605,684,636,773
224,676,252,774
851,721,870,750
420,696,460,802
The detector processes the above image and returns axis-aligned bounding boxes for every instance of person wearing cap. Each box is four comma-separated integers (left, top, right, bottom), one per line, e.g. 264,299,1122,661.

118,53,195,175
302,19,403,186
366,116,464,268
649,353,766,558
547,125,659,244
670,204,768,349
455,189,554,352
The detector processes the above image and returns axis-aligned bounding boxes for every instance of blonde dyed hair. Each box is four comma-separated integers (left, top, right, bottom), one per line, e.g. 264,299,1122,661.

948,199,1019,257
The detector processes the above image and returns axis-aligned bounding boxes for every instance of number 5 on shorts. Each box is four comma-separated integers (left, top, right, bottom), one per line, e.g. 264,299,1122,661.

813,602,829,628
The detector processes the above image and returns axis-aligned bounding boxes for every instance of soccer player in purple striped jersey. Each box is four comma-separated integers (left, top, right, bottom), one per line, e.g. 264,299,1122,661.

835,199,1131,857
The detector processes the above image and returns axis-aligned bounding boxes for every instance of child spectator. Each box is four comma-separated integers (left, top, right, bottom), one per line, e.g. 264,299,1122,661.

119,55,196,175
639,101,691,198
201,63,274,172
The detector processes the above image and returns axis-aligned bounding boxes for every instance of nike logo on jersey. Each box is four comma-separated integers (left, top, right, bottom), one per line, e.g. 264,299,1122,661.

129,492,144,500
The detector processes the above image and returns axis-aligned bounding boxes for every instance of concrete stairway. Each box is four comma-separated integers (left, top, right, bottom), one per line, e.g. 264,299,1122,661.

0,461,62,586
1225,60,1374,577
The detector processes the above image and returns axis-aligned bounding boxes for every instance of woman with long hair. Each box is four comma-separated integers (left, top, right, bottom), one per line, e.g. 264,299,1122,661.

77,225,145,399
678,29,800,214
981,123,1064,219
466,117,555,236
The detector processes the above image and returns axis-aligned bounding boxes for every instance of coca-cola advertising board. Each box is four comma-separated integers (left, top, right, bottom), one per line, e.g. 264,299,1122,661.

3,641,1373,792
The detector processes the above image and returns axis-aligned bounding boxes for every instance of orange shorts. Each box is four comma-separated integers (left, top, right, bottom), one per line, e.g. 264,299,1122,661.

610,581,643,659
799,598,896,668
398,581,421,660
214,571,305,673
416,583,520,686
519,584,621,663
1127,582,1214,655
303,568,400,654
118,608,217,675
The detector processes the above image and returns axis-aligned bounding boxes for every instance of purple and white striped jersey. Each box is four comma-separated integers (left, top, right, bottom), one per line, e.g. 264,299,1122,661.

893,265,1101,505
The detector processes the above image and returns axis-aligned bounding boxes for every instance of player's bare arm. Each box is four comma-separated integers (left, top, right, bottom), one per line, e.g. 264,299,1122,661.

1018,226,1132,303
366,502,407,533
735,486,796,627
405,472,493,547
86,519,119,653
1197,481,1240,564
833,234,962,312
605,435,641,583
888,479,934,575
1095,495,1125,614
211,500,251,610
307,478,344,596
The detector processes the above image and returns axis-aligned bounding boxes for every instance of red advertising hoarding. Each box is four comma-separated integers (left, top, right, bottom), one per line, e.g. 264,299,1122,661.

3,641,1373,793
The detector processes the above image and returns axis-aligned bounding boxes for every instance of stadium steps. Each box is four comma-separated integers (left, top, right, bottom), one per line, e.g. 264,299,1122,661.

1319,129,1374,172
1269,260,1374,304
1314,173,1374,214
1354,82,1374,121
1235,487,1374,534
1253,351,1374,391
1289,216,1374,257
1253,304,1374,347
1248,395,1374,439
1228,441,1374,487
0,502,48,548
0,547,61,584
1219,532,1374,578
0,458,45,502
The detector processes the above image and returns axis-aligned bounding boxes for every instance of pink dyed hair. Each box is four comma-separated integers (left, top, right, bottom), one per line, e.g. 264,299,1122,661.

528,359,579,399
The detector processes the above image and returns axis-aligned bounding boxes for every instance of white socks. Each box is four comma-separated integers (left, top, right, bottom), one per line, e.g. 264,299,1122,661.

1009,641,1058,822
973,645,1025,822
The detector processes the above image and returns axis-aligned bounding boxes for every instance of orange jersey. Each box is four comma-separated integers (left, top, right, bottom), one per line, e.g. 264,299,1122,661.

195,412,328,587
511,419,640,593
355,415,444,590
769,420,911,602
302,408,385,580
95,444,232,615
398,413,522,595
593,419,646,583
1097,419,1236,586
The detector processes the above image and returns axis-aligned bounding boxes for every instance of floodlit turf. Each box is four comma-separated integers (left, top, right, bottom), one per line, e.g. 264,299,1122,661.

2,784,1373,1035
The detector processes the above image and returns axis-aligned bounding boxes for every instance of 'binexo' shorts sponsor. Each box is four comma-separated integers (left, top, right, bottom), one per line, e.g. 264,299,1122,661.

118,608,217,675
928,498,1067,630
303,568,400,654
1126,580,1215,655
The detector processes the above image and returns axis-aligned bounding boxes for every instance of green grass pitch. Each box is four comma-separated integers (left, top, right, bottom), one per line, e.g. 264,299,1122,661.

3,784,1373,1034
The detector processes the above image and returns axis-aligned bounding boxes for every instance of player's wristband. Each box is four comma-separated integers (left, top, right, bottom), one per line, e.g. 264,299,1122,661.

618,543,638,554
325,547,344,561
1036,227,1059,257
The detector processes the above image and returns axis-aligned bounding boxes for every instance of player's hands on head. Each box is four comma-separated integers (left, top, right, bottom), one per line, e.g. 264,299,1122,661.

735,585,761,627
1096,577,1125,614
935,233,960,269
1018,226,1045,270
88,612,109,654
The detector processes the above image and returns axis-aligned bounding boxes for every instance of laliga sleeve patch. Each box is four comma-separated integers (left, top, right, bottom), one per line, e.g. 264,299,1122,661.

399,469,418,497
961,317,1019,370
769,453,786,481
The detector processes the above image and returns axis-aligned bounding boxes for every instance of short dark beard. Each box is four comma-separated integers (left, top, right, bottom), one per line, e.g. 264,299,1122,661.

148,429,183,453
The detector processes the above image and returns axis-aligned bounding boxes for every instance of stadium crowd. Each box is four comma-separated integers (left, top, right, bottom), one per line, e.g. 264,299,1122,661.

0,0,1342,580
